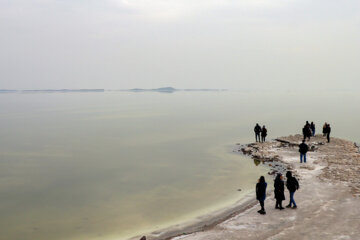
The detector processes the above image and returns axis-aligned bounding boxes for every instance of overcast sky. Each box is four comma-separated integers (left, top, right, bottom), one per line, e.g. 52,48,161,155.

0,0,359,90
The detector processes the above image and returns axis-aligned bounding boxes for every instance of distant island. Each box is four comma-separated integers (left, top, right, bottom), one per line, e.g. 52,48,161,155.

0,88,227,94
120,87,227,93
22,89,105,93
0,89,18,93
0,89,105,93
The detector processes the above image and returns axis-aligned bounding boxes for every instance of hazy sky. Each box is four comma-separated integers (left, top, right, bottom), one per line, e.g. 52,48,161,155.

1,0,359,90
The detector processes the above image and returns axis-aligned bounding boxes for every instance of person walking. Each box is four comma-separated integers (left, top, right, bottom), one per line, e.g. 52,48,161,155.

254,123,261,142
299,140,309,163
274,173,285,210
326,124,331,143
256,176,267,215
261,126,267,142
286,171,299,209
310,122,315,136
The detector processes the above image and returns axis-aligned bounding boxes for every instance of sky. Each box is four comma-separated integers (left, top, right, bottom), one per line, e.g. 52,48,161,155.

0,0,360,90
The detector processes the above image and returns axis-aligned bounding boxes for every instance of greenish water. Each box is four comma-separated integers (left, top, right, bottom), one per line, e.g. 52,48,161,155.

0,91,359,240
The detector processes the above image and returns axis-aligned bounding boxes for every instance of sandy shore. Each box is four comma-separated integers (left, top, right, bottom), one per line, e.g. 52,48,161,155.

134,134,360,240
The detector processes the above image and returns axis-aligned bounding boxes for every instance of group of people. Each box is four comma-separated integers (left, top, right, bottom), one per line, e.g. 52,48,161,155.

252,121,334,215
302,121,331,143
254,123,268,143
322,122,331,143
256,171,299,215
302,121,315,140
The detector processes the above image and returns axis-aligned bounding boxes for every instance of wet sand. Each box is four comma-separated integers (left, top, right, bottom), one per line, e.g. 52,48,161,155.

134,134,360,240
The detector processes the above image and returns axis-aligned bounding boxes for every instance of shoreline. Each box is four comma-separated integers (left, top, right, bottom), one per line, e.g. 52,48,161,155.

134,134,360,240
128,144,274,240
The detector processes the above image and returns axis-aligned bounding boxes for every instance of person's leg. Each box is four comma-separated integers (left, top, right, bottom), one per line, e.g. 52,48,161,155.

290,192,297,207
304,153,306,163
260,200,264,211
286,193,291,207
327,134,330,143
275,199,279,209
300,153,304,163
279,200,283,209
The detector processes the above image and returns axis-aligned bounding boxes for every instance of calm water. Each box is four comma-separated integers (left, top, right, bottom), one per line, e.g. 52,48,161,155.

0,91,359,240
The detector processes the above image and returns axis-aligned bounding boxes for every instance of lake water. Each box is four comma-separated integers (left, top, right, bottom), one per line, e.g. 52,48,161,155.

0,91,359,240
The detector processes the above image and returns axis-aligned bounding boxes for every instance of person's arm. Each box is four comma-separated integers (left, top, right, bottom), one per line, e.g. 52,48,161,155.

295,178,299,190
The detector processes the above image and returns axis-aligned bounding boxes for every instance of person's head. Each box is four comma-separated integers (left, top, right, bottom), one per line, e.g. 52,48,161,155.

311,121,314,124
256,123,259,126
302,140,305,143
328,124,330,127
286,171,292,178
259,176,265,183
276,173,282,180
263,125,265,128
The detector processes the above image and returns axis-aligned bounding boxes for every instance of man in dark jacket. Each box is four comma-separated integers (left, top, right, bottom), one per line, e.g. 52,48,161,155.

254,123,261,142
286,171,299,209
326,124,331,143
256,176,267,215
299,140,309,163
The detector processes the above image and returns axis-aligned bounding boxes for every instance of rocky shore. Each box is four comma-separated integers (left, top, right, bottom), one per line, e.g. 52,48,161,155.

136,134,360,240
169,134,360,240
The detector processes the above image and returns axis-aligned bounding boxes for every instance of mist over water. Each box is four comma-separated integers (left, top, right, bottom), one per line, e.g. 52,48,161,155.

0,91,359,240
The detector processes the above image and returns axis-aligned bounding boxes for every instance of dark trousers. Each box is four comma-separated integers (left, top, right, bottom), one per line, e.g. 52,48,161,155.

275,199,283,208
255,133,260,142
300,153,307,163
261,136,266,142
259,200,265,211
327,133,330,142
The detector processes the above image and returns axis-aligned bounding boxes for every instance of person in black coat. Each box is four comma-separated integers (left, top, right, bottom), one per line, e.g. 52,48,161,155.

299,140,309,163
326,124,331,143
322,122,327,136
274,173,285,210
256,176,267,214
310,122,315,136
302,125,311,141
254,123,261,142
261,126,267,143
286,171,299,209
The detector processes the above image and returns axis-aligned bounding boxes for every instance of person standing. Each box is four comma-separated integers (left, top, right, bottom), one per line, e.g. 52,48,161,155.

310,122,315,136
299,140,309,163
261,126,267,142
326,124,331,143
323,122,327,136
302,124,311,141
286,171,299,209
256,176,267,214
274,173,285,210
254,123,261,142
